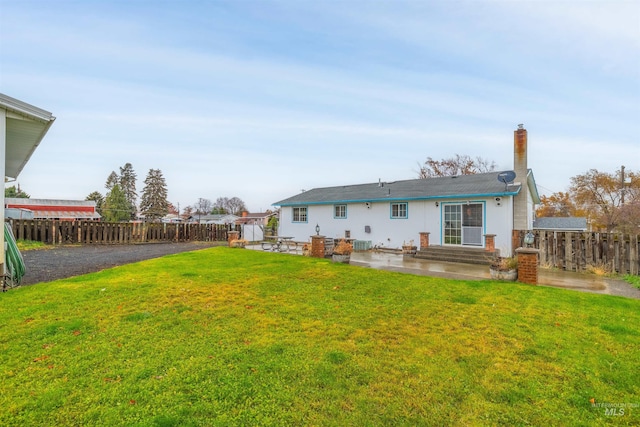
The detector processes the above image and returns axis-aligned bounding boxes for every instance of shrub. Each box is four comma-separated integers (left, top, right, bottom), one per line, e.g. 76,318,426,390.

491,256,518,271
333,239,353,255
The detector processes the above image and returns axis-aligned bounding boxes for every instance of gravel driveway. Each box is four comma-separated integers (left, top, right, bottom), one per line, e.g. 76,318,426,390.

20,242,221,286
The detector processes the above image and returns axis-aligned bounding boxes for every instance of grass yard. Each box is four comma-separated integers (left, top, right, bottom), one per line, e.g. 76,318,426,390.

15,240,47,252
625,274,640,289
0,247,638,426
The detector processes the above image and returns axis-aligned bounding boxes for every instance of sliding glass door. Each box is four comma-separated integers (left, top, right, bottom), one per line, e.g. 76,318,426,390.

443,203,483,246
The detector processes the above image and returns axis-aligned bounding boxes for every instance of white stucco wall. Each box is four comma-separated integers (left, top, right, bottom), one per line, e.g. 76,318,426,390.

486,196,514,256
278,196,517,254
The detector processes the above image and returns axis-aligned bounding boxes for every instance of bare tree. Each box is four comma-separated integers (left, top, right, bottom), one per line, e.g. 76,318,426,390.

193,198,213,222
570,167,639,231
214,196,247,215
226,197,247,215
213,197,229,214
418,154,496,178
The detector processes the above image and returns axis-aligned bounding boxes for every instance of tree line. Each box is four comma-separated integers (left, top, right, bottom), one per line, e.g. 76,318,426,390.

85,163,170,222
85,163,247,222
536,167,639,233
5,162,249,223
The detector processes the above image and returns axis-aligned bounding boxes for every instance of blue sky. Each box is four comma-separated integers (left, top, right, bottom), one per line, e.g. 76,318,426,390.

1,0,638,212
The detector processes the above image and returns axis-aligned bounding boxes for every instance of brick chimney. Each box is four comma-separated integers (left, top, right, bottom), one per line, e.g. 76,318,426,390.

242,211,248,217
513,124,530,231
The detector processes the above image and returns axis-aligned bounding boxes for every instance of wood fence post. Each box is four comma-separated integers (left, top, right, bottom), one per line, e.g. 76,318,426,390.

564,232,573,271
539,231,547,267
631,235,638,275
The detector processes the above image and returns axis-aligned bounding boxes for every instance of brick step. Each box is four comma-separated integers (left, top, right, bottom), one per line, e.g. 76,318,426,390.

414,246,498,265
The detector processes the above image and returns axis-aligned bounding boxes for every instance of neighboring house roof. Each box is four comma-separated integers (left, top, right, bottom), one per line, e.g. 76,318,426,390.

5,198,101,220
533,217,588,231
274,171,525,206
1,93,56,180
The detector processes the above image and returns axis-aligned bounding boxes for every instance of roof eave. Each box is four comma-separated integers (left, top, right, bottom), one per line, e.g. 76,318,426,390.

1,93,56,180
527,170,541,204
9,116,56,180
273,190,520,207
0,93,54,123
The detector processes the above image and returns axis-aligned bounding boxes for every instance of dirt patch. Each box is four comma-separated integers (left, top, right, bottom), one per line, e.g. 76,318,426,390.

20,242,222,286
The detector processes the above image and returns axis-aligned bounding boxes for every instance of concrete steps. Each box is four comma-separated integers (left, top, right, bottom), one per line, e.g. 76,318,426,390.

414,246,498,265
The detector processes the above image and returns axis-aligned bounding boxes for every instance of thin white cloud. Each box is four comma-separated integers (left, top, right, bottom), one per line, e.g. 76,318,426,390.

2,0,638,211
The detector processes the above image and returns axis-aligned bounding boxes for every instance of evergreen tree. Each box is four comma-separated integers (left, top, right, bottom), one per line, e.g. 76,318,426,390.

140,169,169,221
105,171,119,191
5,184,30,198
103,184,130,222
119,163,137,219
86,191,105,215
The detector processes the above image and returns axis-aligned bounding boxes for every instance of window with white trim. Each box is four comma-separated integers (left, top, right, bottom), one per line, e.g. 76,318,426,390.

334,204,347,219
391,202,408,219
292,206,307,222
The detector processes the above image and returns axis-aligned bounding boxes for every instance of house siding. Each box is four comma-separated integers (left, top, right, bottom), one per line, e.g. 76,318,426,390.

279,195,516,254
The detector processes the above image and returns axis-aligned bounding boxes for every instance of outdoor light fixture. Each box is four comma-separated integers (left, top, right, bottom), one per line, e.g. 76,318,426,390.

435,201,439,207
524,231,535,247
315,224,320,235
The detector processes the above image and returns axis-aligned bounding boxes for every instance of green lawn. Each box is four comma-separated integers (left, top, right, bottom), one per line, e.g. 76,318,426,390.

16,240,47,251
1,247,638,426
625,274,640,289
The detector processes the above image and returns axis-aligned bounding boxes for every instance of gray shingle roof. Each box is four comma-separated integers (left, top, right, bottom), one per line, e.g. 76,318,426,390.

533,217,588,230
274,172,522,206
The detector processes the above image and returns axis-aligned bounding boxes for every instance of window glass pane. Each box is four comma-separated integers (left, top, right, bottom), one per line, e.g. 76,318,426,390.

463,204,482,227
444,205,461,245
391,203,407,218
334,204,346,218
293,207,307,222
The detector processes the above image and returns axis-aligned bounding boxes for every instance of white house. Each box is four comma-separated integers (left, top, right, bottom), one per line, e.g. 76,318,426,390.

274,126,540,256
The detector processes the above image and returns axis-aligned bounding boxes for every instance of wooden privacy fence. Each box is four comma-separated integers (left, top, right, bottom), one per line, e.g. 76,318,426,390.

8,220,235,245
514,230,639,275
